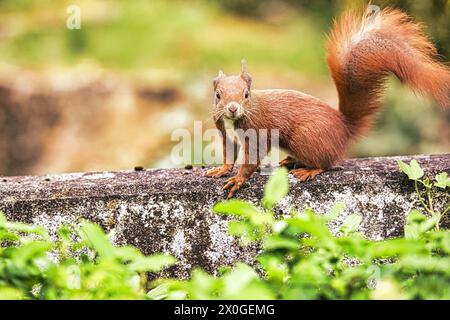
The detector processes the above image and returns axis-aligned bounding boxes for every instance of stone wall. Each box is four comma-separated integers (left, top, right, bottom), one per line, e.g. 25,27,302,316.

0,154,448,278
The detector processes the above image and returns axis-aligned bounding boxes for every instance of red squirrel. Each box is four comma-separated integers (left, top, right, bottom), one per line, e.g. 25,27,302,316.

206,6,450,199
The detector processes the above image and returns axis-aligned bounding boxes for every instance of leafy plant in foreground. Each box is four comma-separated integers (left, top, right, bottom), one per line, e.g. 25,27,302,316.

398,159,450,231
1,161,449,300
0,217,175,299
157,164,450,300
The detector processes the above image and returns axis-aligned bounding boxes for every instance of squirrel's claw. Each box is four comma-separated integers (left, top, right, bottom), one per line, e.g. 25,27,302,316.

223,175,247,199
206,166,231,178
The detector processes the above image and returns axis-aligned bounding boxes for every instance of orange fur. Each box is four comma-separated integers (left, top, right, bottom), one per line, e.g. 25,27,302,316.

207,6,450,198
327,7,450,137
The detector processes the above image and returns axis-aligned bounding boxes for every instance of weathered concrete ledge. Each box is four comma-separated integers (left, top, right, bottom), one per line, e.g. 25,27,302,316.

0,154,449,278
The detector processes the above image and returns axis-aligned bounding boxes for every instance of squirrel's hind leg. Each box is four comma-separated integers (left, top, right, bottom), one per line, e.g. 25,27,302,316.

290,168,324,182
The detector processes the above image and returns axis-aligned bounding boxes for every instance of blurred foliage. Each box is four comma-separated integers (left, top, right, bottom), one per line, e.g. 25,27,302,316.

1,165,449,300
212,0,450,56
0,0,327,74
1,0,447,73
0,214,176,299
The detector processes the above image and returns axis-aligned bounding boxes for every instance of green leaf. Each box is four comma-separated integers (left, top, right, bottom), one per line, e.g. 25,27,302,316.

0,287,23,300
213,200,260,217
8,241,53,270
0,230,20,242
228,221,251,237
188,269,219,299
129,254,176,272
405,210,438,238
115,246,143,262
257,254,289,284
78,221,115,259
397,256,450,274
406,210,427,225
397,160,410,176
222,263,258,296
272,221,288,234
263,235,299,250
3,220,50,240
262,167,289,209
286,209,333,240
404,225,419,240
368,238,425,258
325,202,345,221
214,200,272,227
420,177,433,189
340,214,362,235
419,215,439,233
435,172,450,189
0,212,6,226
397,160,424,181
228,221,259,246
221,263,275,300
147,283,169,300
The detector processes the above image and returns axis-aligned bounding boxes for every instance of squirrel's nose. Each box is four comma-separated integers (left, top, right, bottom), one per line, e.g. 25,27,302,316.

228,105,238,113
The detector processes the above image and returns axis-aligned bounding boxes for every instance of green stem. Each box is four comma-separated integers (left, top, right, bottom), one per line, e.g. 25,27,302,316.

427,190,434,213
415,180,433,215
435,205,450,232
442,205,450,218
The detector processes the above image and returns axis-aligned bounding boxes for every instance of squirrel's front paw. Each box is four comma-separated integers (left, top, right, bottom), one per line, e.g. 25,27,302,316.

205,165,231,178
223,175,247,199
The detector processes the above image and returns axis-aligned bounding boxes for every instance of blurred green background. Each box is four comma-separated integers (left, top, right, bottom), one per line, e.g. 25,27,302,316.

0,0,448,176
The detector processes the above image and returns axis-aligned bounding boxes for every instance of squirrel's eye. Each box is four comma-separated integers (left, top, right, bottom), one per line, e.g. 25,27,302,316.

244,91,249,99
216,92,221,100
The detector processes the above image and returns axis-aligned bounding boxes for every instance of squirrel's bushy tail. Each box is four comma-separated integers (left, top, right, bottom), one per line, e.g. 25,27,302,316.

327,6,450,137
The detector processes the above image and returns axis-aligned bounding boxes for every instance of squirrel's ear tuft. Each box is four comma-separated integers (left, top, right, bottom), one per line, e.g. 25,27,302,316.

240,59,252,88
213,70,225,89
